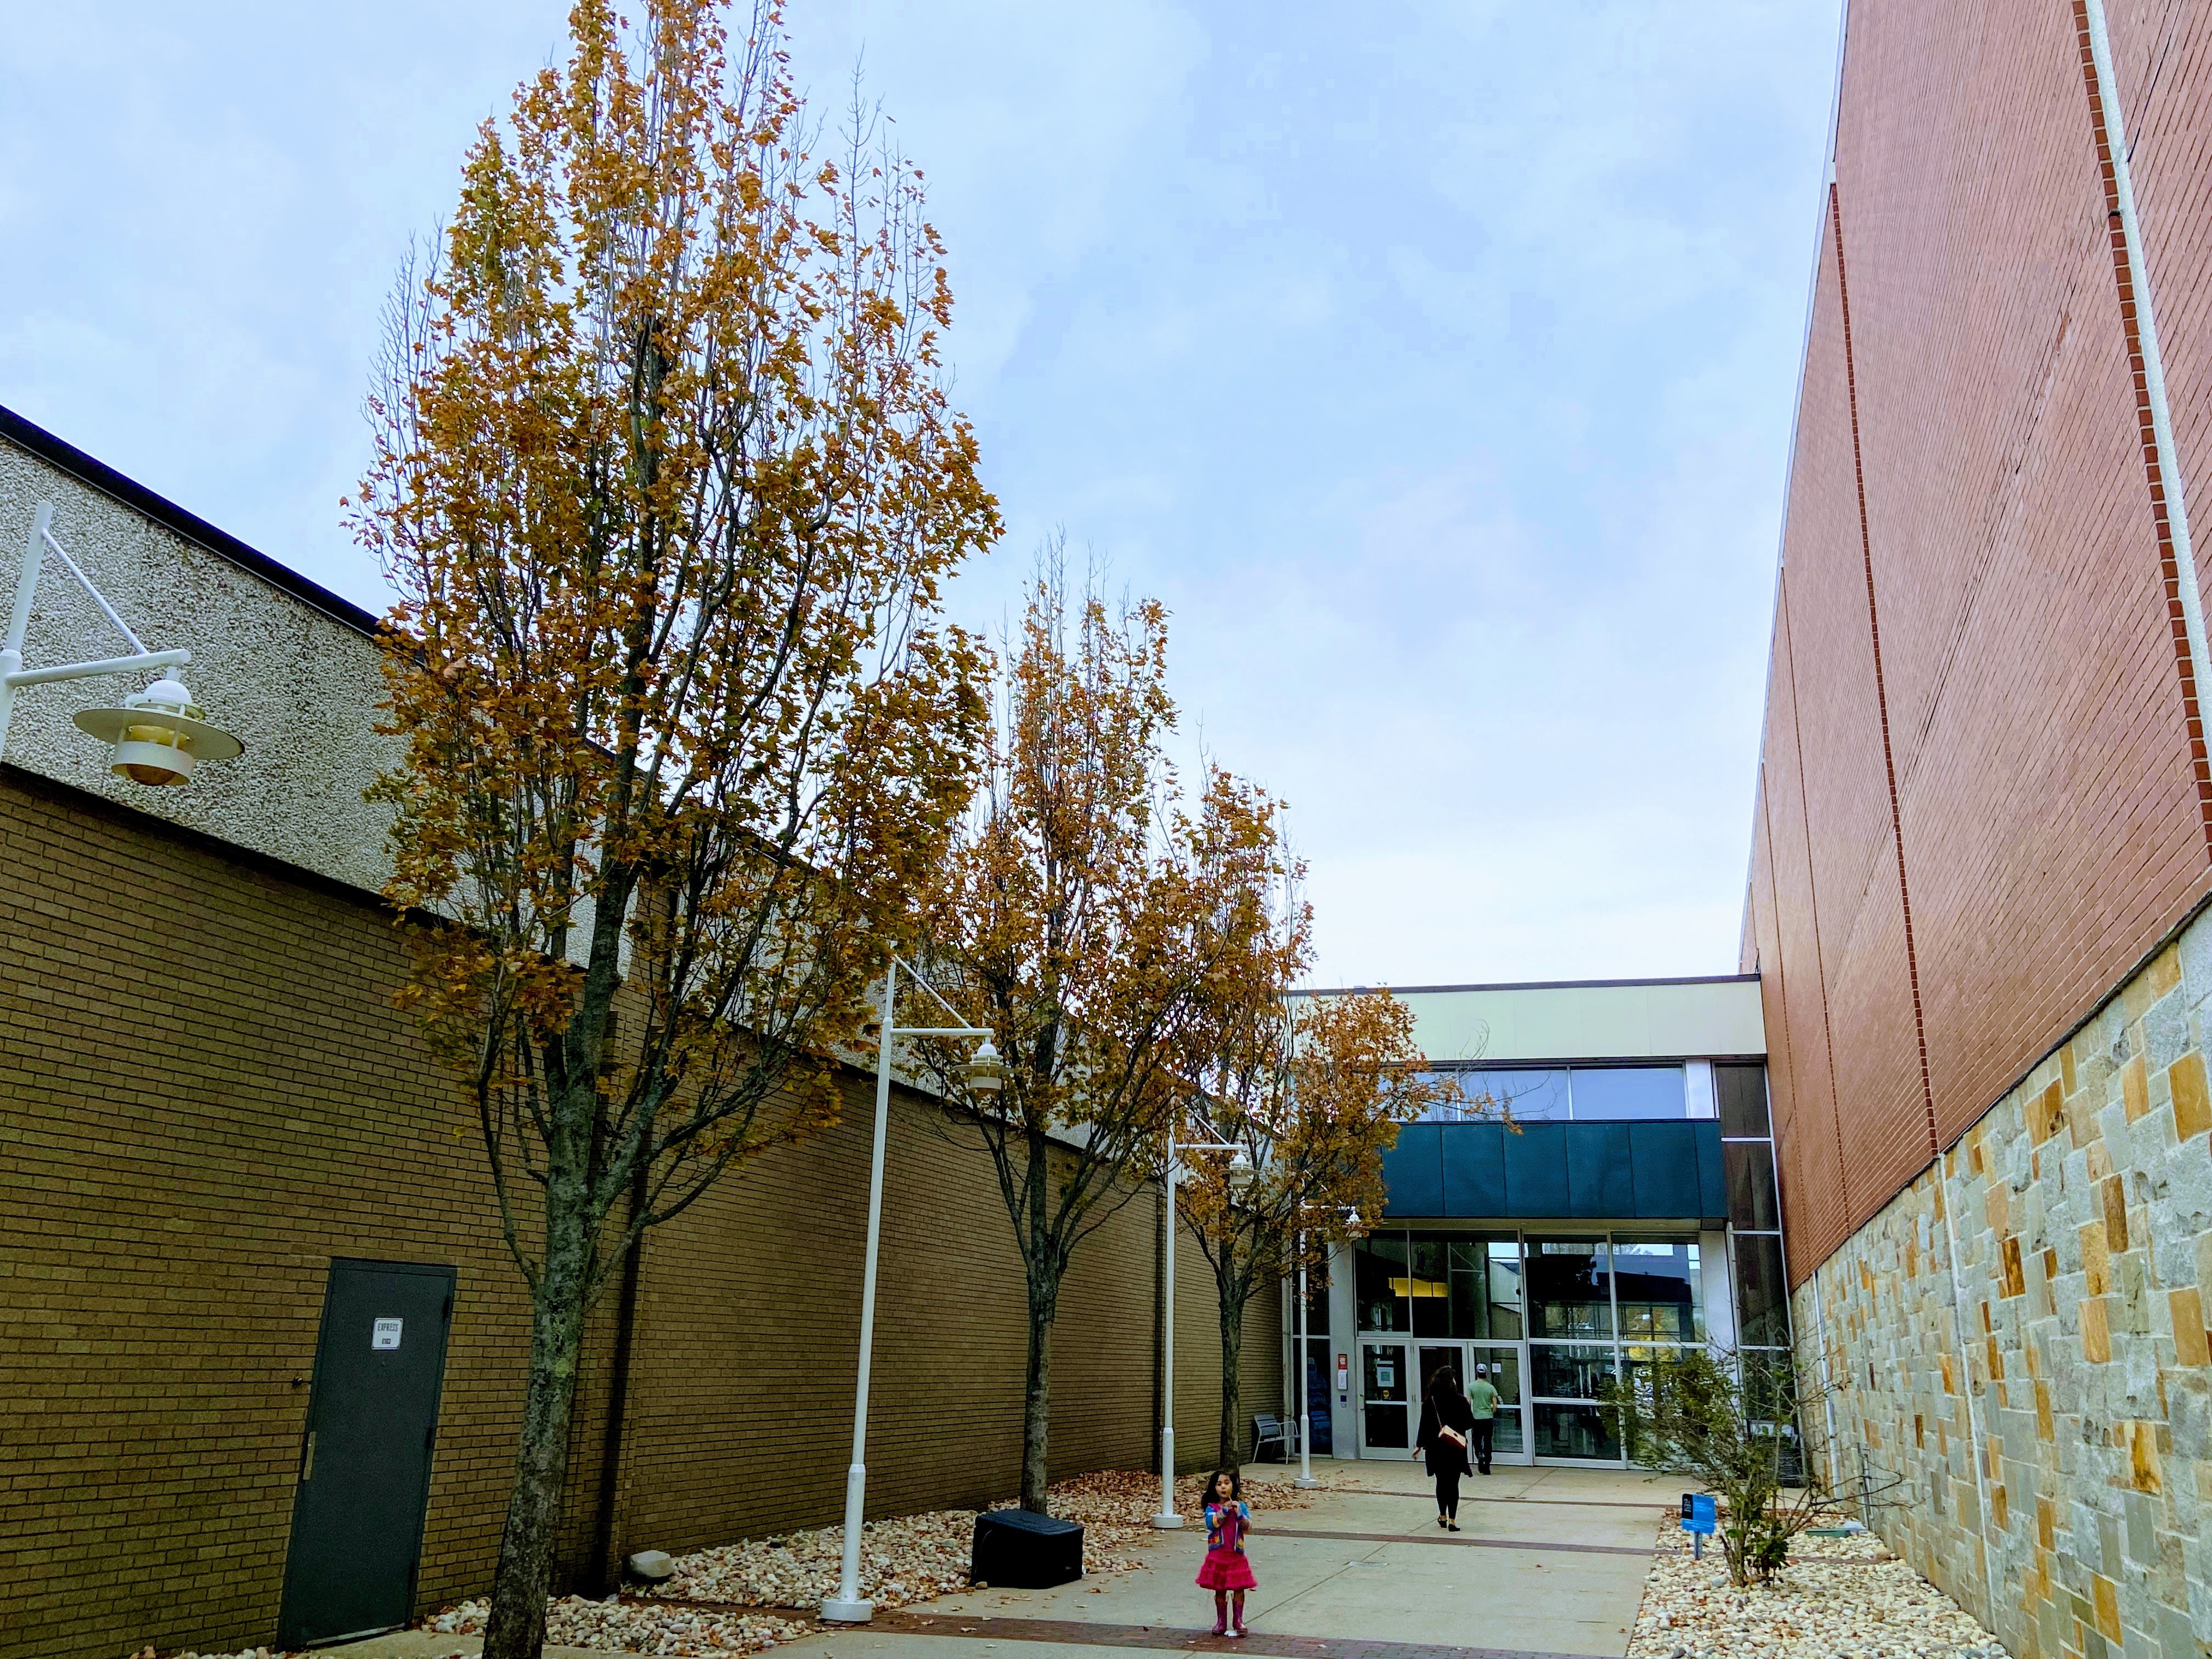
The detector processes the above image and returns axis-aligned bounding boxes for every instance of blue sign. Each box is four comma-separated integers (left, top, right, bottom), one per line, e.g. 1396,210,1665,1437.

1680,1493,1717,1536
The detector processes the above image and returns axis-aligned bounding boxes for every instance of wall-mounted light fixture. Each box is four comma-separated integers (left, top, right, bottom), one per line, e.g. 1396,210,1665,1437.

0,503,245,784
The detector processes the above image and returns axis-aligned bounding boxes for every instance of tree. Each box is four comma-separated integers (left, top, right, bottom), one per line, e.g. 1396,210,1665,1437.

1177,986,1457,1468
1599,1345,1877,1587
909,562,1257,1512
355,3,996,1652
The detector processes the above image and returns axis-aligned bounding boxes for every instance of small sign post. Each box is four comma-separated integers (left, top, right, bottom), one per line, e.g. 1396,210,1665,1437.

1680,1492,1716,1560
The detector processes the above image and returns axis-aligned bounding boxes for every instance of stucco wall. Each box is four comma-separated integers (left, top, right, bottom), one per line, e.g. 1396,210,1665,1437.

1795,907,2212,1659
0,427,397,895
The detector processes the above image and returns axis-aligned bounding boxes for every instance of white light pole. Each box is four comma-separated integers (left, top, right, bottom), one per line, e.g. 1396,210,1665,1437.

1291,1203,1358,1492
1,503,244,781
822,955,1002,1625
1153,1128,1251,1529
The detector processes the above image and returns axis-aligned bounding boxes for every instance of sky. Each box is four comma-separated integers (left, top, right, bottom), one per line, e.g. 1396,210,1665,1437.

0,1,1840,989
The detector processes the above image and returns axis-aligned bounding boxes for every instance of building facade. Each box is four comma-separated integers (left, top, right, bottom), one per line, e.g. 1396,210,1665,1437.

1742,4,2212,1657
0,406,1276,1659
1290,976,1786,1469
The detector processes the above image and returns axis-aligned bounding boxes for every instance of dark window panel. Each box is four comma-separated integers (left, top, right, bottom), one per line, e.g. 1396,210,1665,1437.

1725,1141,1782,1231
1735,1233,1791,1346
1716,1064,1771,1137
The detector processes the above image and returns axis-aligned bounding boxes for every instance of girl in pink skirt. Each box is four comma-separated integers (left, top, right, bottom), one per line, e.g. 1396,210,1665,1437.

1196,1468,1257,1637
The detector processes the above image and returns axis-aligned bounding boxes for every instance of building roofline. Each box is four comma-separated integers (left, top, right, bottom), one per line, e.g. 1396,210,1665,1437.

1290,973,1760,998
0,402,383,639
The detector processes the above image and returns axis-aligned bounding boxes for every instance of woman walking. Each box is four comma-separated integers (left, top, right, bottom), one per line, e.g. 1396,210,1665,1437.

1413,1364,1476,1529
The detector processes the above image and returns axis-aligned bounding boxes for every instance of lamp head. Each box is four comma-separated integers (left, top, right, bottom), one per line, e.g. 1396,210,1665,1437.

1226,1146,1255,1192
1345,1206,1362,1229
964,1037,1006,1096
73,675,244,787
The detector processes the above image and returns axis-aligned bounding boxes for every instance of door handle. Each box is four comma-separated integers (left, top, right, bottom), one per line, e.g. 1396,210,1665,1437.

301,1431,317,1483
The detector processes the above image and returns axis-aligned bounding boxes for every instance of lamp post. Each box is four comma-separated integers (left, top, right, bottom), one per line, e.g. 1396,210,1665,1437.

1291,1203,1359,1492
1153,1127,1251,1530
1,503,243,779
822,955,1002,1625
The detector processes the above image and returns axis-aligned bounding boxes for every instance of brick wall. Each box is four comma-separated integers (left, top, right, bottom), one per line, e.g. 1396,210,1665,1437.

1746,0,2212,1280
0,766,1272,1659
1793,911,2212,1659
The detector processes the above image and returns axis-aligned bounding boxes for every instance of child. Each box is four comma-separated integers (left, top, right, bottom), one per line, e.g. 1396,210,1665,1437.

1196,1467,1256,1637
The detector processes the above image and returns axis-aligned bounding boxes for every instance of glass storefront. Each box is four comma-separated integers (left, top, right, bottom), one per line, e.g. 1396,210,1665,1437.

1354,1227,1705,1466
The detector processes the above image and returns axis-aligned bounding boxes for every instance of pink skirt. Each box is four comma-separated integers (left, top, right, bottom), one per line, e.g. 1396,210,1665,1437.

1197,1549,1257,1591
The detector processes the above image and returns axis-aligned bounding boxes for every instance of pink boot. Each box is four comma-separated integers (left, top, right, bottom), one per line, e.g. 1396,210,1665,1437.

1212,1597,1228,1636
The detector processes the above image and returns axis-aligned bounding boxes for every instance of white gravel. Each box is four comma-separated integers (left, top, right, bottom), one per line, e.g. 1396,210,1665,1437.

1627,1513,2010,1659
153,1470,1322,1658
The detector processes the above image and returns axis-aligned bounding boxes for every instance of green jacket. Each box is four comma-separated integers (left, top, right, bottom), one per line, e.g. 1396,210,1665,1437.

1466,1379,1500,1419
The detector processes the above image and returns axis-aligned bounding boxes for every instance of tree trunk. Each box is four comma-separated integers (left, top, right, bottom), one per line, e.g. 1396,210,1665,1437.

483,1151,596,1657
1217,1288,1245,1470
1017,1125,1059,1513
1020,1288,1055,1511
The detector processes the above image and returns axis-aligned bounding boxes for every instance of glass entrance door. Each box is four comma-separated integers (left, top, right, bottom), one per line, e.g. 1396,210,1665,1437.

1357,1341,1410,1454
1465,1342,1529,1465
1367,1340,1532,1466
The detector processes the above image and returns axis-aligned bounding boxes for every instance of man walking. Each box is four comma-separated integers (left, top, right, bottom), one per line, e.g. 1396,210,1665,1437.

1467,1364,1500,1474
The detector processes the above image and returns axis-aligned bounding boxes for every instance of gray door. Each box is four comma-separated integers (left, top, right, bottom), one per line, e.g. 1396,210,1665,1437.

277,1259,455,1647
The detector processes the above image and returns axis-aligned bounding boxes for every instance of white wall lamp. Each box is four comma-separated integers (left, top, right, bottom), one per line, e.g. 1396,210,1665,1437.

0,502,244,784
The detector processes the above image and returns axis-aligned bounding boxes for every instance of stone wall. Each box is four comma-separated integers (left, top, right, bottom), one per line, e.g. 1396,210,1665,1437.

1795,909,2212,1659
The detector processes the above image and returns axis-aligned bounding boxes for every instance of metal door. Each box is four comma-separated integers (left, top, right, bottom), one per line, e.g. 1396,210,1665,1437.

276,1259,455,1648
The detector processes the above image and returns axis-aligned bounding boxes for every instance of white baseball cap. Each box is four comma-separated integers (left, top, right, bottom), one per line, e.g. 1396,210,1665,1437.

1475,1364,1488,1375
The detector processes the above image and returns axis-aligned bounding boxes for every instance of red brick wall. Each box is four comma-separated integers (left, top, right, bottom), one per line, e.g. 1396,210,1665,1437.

1746,0,2212,1280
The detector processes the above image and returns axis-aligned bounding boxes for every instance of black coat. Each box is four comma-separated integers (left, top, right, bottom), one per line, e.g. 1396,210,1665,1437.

1415,1389,1476,1479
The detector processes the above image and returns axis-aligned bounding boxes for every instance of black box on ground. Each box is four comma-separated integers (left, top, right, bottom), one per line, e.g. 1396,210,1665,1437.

971,1507,1084,1588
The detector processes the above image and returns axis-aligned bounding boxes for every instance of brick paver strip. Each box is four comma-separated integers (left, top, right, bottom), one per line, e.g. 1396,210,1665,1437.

876,1610,1617,1659
1306,1494,1657,1511
1266,1526,1649,1557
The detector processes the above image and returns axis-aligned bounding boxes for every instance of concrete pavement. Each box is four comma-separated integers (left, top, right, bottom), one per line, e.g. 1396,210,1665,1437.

309,1461,1669,1659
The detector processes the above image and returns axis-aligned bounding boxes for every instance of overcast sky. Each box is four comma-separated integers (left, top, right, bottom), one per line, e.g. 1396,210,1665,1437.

1,1,1838,988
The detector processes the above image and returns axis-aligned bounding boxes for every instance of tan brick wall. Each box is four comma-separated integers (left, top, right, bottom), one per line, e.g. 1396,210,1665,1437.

1795,914,2212,1659
0,766,1269,1659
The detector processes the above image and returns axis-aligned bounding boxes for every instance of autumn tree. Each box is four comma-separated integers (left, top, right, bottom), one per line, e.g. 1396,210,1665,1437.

354,3,995,1652
909,562,1268,1512
1176,988,1456,1469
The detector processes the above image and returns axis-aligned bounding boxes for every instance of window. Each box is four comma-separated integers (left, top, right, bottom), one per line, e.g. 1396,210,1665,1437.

1418,1067,1567,1122
1527,1238,1612,1338
1356,1234,1409,1331
1724,1142,1781,1231
1447,1237,1523,1339
1611,1236,1702,1341
1715,1063,1771,1136
1567,1066,1686,1119
1735,1233,1790,1346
